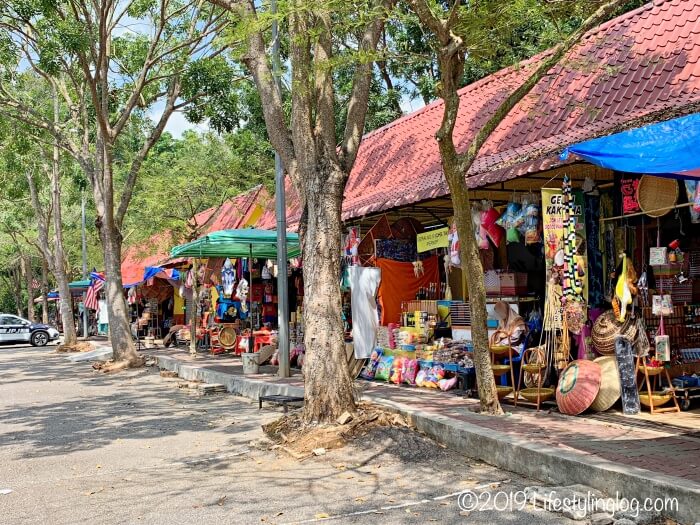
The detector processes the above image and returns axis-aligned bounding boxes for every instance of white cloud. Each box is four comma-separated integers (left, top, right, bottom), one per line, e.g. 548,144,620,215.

163,111,209,138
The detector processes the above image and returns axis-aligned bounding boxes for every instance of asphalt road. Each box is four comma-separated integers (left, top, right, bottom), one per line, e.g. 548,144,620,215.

0,345,582,525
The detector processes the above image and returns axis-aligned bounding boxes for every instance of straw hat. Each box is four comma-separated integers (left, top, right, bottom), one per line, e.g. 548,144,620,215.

556,360,602,415
590,356,621,412
591,310,637,355
636,175,678,218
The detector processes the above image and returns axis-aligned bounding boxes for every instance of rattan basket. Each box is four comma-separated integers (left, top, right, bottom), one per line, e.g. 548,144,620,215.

496,386,513,399
519,387,555,402
489,344,511,355
639,364,664,376
639,391,673,407
491,364,512,376
636,175,678,218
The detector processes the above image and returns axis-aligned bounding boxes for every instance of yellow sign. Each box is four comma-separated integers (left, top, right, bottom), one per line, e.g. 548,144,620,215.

417,227,449,253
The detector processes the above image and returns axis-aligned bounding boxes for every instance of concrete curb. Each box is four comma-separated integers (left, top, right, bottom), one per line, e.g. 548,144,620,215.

154,354,700,524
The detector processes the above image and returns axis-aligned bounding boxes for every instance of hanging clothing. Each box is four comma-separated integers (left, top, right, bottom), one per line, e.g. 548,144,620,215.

221,258,236,297
349,266,381,359
375,256,440,326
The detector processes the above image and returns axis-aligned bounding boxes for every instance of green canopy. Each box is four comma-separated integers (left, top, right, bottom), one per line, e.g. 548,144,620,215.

170,228,301,259
69,279,91,289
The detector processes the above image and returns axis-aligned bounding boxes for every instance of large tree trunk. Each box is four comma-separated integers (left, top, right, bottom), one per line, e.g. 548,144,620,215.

21,256,35,322
98,216,141,365
41,258,49,324
301,173,355,422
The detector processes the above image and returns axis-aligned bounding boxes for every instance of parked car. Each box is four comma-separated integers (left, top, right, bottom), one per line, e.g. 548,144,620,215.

0,314,60,347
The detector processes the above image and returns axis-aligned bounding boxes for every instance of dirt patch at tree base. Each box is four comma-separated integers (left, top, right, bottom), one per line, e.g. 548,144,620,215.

262,402,412,459
55,342,94,353
92,356,146,373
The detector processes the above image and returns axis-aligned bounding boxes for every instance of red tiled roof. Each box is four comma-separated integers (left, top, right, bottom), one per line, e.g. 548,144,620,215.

121,185,269,284
258,0,700,229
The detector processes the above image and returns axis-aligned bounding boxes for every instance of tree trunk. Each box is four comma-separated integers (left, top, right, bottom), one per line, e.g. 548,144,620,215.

450,180,503,414
21,256,35,322
49,98,78,346
41,257,49,324
99,219,140,365
301,174,356,422
12,267,23,317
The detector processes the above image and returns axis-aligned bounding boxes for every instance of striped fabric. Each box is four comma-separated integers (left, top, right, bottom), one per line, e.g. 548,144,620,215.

84,277,104,311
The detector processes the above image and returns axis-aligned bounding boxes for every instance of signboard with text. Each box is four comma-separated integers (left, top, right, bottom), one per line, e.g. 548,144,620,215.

417,227,449,253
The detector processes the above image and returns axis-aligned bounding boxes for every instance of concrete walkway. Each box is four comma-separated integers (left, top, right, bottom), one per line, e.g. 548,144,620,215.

149,348,700,524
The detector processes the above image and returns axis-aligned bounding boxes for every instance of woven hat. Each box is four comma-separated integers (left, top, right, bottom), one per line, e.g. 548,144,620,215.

590,356,621,412
636,175,678,218
556,359,602,415
591,310,637,355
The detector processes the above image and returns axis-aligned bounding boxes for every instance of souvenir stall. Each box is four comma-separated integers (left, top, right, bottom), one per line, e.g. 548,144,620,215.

544,114,700,416
351,202,543,396
169,229,301,362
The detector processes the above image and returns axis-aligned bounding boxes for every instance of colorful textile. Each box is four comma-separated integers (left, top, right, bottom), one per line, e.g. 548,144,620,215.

375,256,440,326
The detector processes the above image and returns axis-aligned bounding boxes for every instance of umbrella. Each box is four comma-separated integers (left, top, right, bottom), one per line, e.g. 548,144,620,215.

170,228,301,354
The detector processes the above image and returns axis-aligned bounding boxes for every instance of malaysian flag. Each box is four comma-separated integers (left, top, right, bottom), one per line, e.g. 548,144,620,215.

84,272,104,311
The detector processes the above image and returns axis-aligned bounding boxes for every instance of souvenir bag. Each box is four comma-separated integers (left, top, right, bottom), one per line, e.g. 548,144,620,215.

390,357,404,384
402,358,418,385
375,356,394,381
360,349,384,380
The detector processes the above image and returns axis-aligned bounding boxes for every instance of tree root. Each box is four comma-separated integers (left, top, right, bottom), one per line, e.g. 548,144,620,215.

92,355,146,373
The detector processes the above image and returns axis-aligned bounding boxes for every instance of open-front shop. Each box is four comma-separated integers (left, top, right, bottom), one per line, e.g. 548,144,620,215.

165,229,302,368
351,113,700,417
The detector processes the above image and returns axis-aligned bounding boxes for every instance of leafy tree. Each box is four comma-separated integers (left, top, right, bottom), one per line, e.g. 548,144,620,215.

126,128,274,249
208,0,392,422
0,0,239,366
406,0,629,413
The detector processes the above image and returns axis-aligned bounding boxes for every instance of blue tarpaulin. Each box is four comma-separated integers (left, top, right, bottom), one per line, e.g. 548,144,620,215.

561,113,700,176
123,266,182,289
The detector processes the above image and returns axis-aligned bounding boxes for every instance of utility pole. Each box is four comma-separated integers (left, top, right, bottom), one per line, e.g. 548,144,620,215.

81,190,88,338
272,0,290,378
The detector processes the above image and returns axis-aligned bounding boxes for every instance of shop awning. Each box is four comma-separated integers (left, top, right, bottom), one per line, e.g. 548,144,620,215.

560,113,700,177
68,279,91,289
170,228,301,259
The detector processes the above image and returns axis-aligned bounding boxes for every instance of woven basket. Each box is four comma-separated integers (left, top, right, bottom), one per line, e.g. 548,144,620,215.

590,356,621,412
556,360,602,415
639,391,673,407
489,344,511,355
496,386,513,399
591,310,637,355
636,175,678,218
639,364,664,377
491,364,511,376
519,387,555,402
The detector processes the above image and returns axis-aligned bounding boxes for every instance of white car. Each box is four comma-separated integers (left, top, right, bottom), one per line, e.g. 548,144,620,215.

0,314,60,346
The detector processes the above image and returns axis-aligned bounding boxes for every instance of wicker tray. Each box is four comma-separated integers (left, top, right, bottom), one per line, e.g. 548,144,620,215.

491,364,511,376
519,387,555,402
489,345,511,355
496,386,513,399
639,364,664,376
639,391,673,407
636,175,678,218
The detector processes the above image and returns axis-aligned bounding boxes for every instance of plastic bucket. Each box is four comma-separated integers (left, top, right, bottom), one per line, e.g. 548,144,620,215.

242,353,260,375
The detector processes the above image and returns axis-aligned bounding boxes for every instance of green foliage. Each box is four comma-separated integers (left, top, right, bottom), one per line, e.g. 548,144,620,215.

124,128,274,250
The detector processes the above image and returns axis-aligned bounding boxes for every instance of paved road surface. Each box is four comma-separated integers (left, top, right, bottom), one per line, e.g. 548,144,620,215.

0,345,585,524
